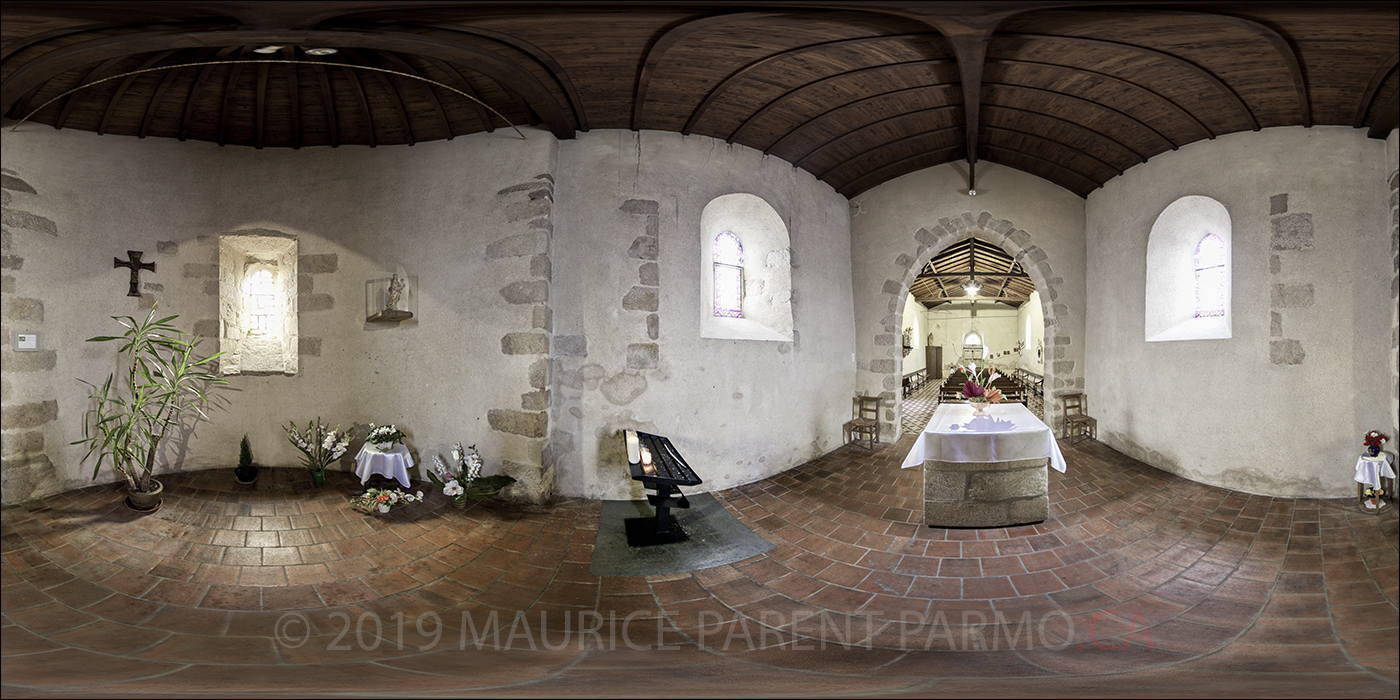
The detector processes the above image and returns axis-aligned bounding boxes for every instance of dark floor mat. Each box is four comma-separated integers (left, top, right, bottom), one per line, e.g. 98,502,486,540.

590,492,775,577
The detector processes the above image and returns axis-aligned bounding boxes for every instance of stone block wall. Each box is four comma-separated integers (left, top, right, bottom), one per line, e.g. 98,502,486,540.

1,169,62,503
1085,126,1393,498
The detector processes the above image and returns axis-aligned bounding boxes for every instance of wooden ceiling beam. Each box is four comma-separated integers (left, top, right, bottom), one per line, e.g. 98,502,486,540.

766,82,959,158
179,46,237,141
308,57,338,147
339,48,413,145
99,49,177,135
797,104,960,170
377,51,452,140
631,11,790,132
985,81,1177,153
999,33,1257,132
287,56,300,149
423,56,493,132
55,57,125,130
986,56,1212,141
981,144,1101,195
336,60,376,147
982,124,1122,177
216,46,249,146
983,103,1146,162
255,54,269,148
835,144,966,197
1354,53,1398,127
730,57,955,145
140,48,199,138
0,27,576,139
415,22,589,131
681,33,948,136
814,124,961,180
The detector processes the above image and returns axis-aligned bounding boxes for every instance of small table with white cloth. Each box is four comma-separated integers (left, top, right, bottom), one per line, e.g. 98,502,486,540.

1353,453,1395,514
355,443,415,489
902,402,1067,528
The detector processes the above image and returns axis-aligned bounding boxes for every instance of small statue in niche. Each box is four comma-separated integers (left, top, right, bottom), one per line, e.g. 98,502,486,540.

385,274,405,311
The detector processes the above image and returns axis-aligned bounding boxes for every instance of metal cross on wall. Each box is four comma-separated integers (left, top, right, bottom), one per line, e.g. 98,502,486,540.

113,250,155,297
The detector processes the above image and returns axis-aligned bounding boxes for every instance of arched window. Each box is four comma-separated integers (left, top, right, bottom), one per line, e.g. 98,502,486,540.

220,232,298,375
1145,195,1231,341
713,231,744,318
700,194,792,342
246,268,277,335
964,331,982,347
1194,234,1225,318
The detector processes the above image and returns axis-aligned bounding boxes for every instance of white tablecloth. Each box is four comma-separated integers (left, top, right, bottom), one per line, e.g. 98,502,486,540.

1354,453,1395,488
355,443,414,488
902,402,1067,473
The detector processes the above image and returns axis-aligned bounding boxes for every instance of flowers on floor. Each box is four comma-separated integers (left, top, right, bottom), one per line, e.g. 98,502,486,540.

367,423,407,450
351,487,423,514
428,442,516,507
285,419,351,478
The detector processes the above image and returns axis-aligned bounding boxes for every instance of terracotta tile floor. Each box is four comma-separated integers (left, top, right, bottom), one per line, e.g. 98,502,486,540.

3,438,1396,697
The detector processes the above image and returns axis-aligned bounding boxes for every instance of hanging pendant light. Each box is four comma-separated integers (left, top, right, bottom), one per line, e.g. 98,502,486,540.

963,248,980,296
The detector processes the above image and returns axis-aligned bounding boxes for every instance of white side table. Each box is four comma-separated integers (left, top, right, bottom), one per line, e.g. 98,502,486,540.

355,443,415,488
1353,453,1395,514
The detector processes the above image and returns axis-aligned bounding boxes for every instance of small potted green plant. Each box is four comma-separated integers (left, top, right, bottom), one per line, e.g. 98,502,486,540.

234,435,259,484
74,304,226,512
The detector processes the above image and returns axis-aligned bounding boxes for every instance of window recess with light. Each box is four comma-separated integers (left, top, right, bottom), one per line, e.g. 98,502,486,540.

218,232,299,375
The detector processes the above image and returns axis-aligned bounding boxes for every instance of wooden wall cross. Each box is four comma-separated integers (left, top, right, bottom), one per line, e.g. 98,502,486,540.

113,250,155,297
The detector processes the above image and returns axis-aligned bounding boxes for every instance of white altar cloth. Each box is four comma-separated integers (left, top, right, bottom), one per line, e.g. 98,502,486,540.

901,402,1067,473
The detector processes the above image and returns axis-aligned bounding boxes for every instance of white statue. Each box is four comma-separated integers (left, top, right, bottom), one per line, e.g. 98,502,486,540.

385,273,405,311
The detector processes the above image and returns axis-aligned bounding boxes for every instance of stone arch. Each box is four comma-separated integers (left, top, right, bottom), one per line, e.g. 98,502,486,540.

873,211,1078,439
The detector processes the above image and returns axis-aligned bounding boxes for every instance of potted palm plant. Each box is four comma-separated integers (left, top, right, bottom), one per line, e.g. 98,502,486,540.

74,304,226,512
234,435,259,484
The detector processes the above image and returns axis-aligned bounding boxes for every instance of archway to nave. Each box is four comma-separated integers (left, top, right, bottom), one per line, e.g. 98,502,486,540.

898,237,1045,436
875,212,1078,441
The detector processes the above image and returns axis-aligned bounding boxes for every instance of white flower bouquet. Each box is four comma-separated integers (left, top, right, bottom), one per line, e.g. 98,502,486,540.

427,442,515,507
366,423,406,450
285,418,351,482
351,487,424,514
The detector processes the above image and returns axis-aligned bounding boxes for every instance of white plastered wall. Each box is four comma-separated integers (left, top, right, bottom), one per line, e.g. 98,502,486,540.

1086,126,1392,497
550,130,856,500
1,124,559,503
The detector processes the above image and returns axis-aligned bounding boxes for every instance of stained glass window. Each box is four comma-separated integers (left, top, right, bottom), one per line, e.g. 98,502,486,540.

714,231,744,318
247,269,277,335
1194,234,1225,318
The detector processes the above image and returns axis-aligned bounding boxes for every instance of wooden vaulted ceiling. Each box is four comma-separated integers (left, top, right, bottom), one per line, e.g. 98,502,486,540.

910,238,1033,309
2,2,1396,199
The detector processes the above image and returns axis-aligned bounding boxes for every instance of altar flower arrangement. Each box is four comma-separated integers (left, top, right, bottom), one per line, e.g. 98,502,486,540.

285,419,351,484
957,362,1005,405
351,487,423,514
1363,430,1389,457
367,423,406,450
428,442,516,507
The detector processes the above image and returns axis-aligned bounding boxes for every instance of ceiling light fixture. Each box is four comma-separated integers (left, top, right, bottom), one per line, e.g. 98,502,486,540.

252,45,284,54
964,278,981,297
303,47,338,56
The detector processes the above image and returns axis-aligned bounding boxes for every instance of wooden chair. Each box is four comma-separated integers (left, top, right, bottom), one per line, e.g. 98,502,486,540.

847,395,881,449
1062,392,1096,444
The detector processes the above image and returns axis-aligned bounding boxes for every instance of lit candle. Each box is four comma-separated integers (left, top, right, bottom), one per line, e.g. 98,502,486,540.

626,430,640,464
640,447,655,475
